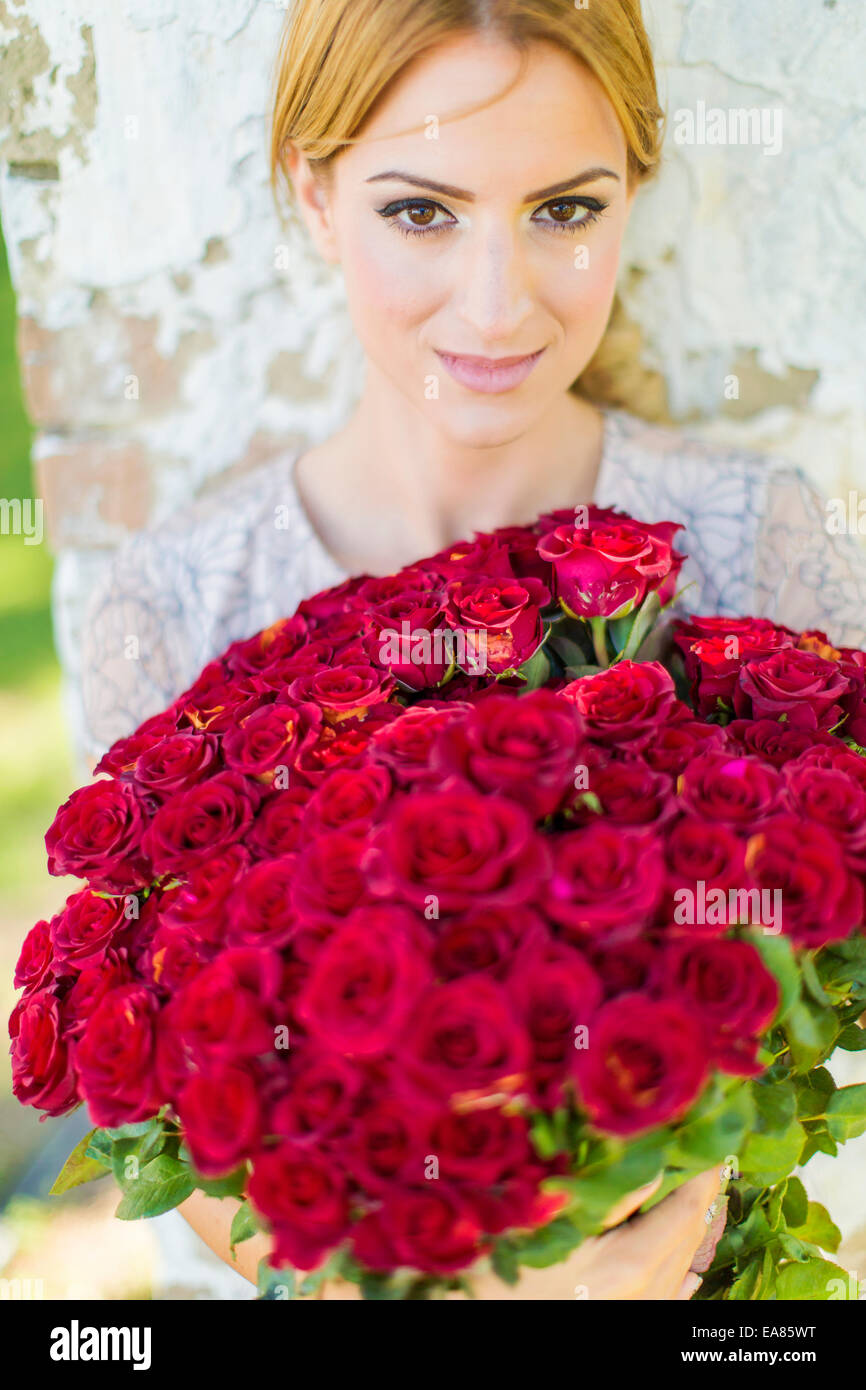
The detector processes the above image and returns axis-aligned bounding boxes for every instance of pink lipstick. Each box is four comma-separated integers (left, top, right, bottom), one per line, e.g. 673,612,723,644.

435,347,546,394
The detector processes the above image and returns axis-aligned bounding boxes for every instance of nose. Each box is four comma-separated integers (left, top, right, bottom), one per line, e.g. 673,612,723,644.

454,217,535,346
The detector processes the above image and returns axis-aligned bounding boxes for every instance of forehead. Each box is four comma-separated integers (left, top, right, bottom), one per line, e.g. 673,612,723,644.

342,33,628,190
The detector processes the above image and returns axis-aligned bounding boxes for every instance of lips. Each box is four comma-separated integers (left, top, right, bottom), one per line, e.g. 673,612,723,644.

434,348,546,395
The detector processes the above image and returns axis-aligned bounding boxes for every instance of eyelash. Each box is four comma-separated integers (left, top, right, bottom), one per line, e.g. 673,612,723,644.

376,195,610,240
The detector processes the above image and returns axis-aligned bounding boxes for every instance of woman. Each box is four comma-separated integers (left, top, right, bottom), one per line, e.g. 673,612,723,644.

81,0,866,1299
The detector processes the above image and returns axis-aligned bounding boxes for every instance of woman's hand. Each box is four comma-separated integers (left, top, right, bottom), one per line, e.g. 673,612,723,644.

440,1167,724,1301
179,1165,724,1301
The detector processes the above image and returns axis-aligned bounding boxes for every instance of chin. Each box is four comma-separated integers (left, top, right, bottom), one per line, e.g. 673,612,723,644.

426,397,549,451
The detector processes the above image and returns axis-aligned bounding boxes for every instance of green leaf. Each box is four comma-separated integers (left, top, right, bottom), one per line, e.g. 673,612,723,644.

785,1000,839,1071
256,1260,296,1300
774,1257,852,1300
826,1084,866,1142
751,1075,797,1133
781,1176,809,1229
790,1200,841,1253
801,953,833,1006
836,1024,866,1051
512,1216,584,1268
748,932,800,1024
728,1259,762,1301
49,1129,111,1196
619,592,663,663
230,1201,261,1252
114,1153,195,1220
551,1131,667,1230
512,644,550,691
490,1239,521,1286
665,1078,754,1169
194,1166,247,1199
740,1116,805,1186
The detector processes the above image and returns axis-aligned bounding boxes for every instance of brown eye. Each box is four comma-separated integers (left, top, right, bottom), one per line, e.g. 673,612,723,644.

406,202,436,226
549,199,579,222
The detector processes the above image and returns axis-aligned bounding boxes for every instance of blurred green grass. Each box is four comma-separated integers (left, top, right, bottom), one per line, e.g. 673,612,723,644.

0,215,75,1193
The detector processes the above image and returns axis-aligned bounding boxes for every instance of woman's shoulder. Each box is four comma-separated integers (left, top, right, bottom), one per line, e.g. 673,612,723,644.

600,408,866,645
601,406,803,499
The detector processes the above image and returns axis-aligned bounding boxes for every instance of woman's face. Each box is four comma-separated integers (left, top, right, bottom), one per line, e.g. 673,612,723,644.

293,32,635,448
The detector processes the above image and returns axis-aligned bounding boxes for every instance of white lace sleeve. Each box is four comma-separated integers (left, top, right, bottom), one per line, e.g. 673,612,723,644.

752,467,866,649
80,533,200,761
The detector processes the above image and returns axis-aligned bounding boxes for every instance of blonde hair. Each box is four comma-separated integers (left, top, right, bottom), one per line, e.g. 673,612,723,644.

270,0,668,421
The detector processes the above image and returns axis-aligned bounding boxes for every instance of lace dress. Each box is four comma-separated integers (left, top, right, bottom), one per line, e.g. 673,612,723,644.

78,406,866,1297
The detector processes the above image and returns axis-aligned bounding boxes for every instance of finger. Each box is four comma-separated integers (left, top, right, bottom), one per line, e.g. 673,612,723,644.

601,1174,664,1231
677,1272,703,1301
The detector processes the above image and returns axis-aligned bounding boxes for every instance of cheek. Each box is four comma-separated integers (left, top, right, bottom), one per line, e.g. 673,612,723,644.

542,230,622,335
340,231,442,340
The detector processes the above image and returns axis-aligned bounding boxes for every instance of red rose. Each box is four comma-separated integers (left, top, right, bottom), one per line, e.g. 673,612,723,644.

562,758,676,828
726,718,833,768
399,975,529,1105
507,939,602,1104
300,765,392,840
443,572,550,676
63,955,134,1035
248,1143,350,1271
177,1064,262,1175
160,948,281,1074
221,701,321,782
547,824,664,942
560,661,678,748
144,771,261,875
538,517,683,619
572,994,708,1134
432,906,547,981
783,764,866,870
661,939,778,1076
288,664,395,724
133,731,220,800
223,616,308,676
426,1107,536,1185
94,711,179,778
291,830,370,923
269,1051,366,1144
75,985,160,1127
10,988,79,1116
734,648,852,730
662,816,748,932
367,788,549,912
352,1185,486,1275
227,858,299,948
674,619,793,716
14,918,55,991
159,846,249,939
433,689,582,818
368,701,473,787
297,906,430,1056
640,710,727,775
368,600,455,690
678,750,783,827
343,1095,425,1192
50,889,128,969
45,780,150,893
142,919,213,992
745,814,865,948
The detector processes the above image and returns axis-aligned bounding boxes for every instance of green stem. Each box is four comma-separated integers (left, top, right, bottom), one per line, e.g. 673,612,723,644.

589,616,610,669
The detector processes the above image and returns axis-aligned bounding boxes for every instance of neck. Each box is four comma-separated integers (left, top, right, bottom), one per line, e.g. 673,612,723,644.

294,363,607,576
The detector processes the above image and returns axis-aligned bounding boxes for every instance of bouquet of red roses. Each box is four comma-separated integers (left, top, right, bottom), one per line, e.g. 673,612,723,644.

10,503,866,1299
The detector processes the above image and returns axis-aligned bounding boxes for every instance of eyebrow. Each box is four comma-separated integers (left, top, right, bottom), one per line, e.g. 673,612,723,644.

364,167,620,203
